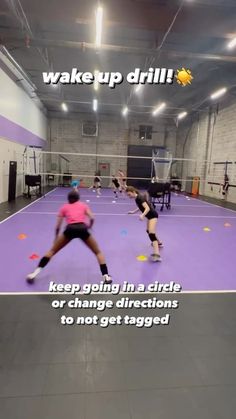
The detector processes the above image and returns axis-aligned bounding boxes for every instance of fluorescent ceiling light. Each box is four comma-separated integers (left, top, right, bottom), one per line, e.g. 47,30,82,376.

210,87,227,100
135,85,143,93
178,111,187,120
95,6,103,48
61,102,68,112
93,99,98,111
152,102,166,116
122,106,129,116
227,37,236,50
94,69,99,91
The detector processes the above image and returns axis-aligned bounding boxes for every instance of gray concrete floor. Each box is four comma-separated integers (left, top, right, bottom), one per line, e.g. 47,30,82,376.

0,294,236,418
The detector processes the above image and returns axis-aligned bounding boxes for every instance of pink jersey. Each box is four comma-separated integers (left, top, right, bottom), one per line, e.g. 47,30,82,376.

58,201,89,225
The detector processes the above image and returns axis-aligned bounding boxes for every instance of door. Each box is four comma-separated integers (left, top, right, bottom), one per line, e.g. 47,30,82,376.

8,161,17,201
98,162,110,187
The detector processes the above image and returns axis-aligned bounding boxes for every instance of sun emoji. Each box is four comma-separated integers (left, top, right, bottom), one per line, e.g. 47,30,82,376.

176,68,193,86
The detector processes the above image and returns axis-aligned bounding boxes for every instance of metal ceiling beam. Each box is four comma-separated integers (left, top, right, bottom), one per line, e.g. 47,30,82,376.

3,0,51,68
0,46,47,114
38,95,208,113
2,0,234,35
37,96,186,109
3,37,236,62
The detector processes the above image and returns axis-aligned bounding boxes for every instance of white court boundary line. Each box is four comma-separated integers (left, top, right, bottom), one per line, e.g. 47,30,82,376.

51,192,236,214
19,211,236,218
42,200,214,208
41,200,133,205
0,188,57,225
187,194,236,215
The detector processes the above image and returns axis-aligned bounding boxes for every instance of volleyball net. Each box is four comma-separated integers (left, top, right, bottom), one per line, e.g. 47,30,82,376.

17,147,236,197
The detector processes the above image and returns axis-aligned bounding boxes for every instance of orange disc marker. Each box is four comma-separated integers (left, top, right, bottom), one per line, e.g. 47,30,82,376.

18,234,27,240
29,253,39,260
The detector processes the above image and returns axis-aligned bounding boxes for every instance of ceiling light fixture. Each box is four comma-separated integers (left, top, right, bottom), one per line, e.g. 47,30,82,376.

178,111,187,120
210,87,227,100
122,106,129,116
227,37,236,50
93,98,98,111
135,84,143,94
152,102,166,116
94,69,99,91
61,102,68,112
95,6,103,48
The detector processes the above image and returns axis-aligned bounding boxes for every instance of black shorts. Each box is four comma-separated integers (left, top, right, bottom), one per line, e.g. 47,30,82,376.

64,223,90,241
94,182,101,188
113,180,120,188
146,211,158,220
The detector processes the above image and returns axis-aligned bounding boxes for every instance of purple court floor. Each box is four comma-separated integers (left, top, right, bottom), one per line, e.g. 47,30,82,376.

0,187,236,292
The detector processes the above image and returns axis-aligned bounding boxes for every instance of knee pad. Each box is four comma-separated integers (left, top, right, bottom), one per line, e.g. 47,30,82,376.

39,256,50,268
148,233,157,242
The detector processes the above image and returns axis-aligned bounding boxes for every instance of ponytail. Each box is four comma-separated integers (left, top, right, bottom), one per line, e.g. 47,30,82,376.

126,186,139,194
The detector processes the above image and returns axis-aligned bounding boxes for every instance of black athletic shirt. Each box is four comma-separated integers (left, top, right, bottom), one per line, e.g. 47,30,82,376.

94,176,101,183
112,178,120,187
135,194,158,219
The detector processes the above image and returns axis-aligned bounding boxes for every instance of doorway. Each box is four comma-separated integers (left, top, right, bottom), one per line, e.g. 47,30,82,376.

98,162,110,187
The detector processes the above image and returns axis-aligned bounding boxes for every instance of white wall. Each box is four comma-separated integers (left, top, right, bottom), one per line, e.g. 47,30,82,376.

0,68,47,141
48,113,177,186
0,67,48,203
176,97,236,203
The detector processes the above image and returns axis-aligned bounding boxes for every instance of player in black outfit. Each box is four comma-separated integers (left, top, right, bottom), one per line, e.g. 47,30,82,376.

111,175,121,198
90,171,101,196
126,186,162,262
118,170,127,192
221,174,229,199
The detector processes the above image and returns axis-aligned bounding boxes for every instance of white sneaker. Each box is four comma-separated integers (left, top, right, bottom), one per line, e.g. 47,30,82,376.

26,267,42,283
103,274,112,284
150,254,162,262
26,273,36,283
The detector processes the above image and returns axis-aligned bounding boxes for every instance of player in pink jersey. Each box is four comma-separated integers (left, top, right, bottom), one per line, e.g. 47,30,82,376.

26,190,112,284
